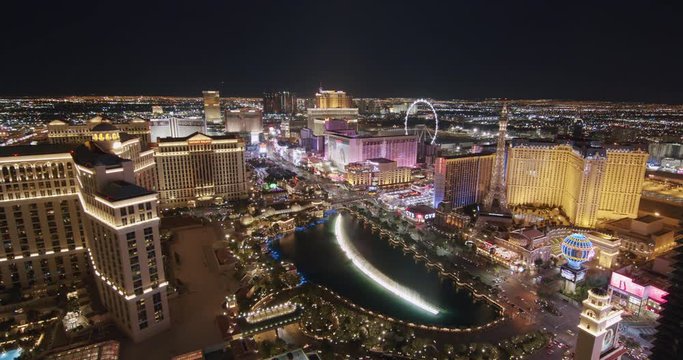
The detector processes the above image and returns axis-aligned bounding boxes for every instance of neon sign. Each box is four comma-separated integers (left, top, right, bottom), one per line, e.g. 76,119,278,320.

610,272,645,298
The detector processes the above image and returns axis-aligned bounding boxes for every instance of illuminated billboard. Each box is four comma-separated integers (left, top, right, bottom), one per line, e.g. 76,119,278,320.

561,267,576,281
609,272,668,304
610,272,645,298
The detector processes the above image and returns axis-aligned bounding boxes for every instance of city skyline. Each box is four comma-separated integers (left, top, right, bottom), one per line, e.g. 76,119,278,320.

0,1,681,359
1,1,682,103
0,92,679,359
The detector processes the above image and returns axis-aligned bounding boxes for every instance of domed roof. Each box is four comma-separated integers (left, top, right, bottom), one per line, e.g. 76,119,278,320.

589,288,608,297
561,233,593,269
91,123,118,132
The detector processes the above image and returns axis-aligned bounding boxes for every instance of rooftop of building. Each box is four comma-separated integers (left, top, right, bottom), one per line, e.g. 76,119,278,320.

72,141,128,168
646,170,683,184
520,228,545,240
91,122,119,132
439,151,496,160
99,180,154,202
119,132,137,143
0,144,76,157
158,132,241,143
226,108,260,113
589,287,609,297
316,89,347,95
406,204,435,213
45,340,120,360
635,215,662,224
510,138,646,156
48,117,149,128
506,228,547,249
326,129,415,140
615,264,670,290
587,231,621,243
367,157,394,164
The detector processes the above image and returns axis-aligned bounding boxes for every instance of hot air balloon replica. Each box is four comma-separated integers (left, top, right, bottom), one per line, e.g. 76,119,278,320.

560,233,594,294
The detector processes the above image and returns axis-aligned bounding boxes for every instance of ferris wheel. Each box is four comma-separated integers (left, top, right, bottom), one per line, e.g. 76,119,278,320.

404,99,438,144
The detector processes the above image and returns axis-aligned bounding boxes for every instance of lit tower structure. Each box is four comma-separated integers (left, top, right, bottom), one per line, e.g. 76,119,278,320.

560,233,593,294
482,103,509,212
73,138,170,342
203,90,223,136
575,288,626,360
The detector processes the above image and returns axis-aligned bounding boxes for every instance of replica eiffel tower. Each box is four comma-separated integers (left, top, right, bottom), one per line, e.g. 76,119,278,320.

482,102,510,212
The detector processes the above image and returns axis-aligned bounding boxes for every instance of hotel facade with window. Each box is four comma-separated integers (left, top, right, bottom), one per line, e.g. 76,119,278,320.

73,137,169,342
326,130,418,169
2,125,170,342
433,152,494,209
506,141,647,228
0,145,88,291
48,116,151,149
155,132,248,208
344,158,412,189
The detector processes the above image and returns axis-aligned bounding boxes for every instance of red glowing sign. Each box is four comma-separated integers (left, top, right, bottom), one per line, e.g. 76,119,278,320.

610,272,645,298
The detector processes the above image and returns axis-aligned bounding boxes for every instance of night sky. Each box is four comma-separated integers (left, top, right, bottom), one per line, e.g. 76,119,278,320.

2,0,682,102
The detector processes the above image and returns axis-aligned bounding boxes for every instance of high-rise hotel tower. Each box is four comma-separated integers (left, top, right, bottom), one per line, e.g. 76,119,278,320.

73,136,169,342
506,141,647,227
433,152,494,209
155,132,248,208
0,145,88,290
1,124,169,342
307,89,358,137
203,90,223,136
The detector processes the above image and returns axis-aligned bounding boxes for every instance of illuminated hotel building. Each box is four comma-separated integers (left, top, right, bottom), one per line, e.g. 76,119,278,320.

203,90,223,135
433,153,494,209
345,158,412,189
48,117,151,149
315,89,353,108
149,116,206,142
87,123,157,193
263,91,297,115
0,145,88,290
73,139,169,342
307,89,358,137
326,130,417,169
1,125,168,342
155,133,248,208
224,109,263,144
506,141,647,228
598,148,649,220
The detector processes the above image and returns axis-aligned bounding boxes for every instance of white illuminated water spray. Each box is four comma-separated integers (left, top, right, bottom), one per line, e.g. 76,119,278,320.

333,214,440,315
